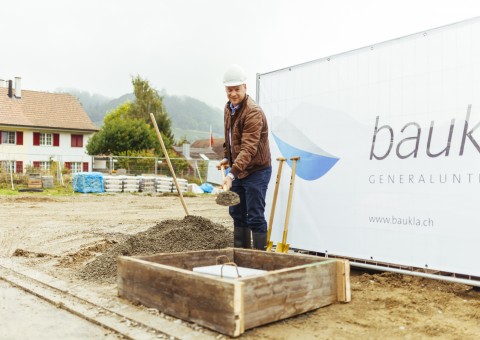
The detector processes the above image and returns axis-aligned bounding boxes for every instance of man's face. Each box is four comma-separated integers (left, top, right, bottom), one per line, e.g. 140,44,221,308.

225,84,246,106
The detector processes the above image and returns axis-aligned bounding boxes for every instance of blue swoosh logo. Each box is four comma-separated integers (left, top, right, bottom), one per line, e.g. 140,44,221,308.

273,133,339,181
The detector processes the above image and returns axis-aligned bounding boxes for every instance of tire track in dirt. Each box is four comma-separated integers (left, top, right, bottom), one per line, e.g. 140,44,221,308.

0,227,29,257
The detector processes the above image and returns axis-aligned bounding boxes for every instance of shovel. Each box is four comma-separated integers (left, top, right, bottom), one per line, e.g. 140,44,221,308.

266,157,286,251
150,113,189,216
275,156,300,253
215,165,240,206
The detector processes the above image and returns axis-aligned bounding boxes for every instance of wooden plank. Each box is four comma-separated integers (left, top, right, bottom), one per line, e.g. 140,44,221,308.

233,248,330,270
136,248,234,270
241,260,338,330
343,260,351,302
28,179,42,188
233,279,245,336
336,260,351,302
118,256,244,337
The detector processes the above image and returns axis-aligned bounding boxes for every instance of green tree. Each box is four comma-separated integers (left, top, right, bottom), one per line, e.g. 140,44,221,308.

130,75,174,146
175,135,189,146
86,102,159,156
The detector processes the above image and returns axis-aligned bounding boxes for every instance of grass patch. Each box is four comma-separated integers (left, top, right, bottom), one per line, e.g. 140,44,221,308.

0,185,76,196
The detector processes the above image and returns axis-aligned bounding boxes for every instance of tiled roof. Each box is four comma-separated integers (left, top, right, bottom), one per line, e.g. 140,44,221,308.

0,88,98,131
173,145,222,160
191,138,225,158
172,139,225,160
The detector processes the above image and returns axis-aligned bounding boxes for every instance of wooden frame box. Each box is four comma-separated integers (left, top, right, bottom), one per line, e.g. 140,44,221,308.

118,248,350,337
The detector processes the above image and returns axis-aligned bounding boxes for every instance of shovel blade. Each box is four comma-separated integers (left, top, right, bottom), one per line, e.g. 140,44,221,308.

215,191,240,206
275,243,289,253
266,240,273,252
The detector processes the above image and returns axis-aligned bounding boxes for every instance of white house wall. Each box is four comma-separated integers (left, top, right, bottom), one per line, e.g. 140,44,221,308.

0,128,94,171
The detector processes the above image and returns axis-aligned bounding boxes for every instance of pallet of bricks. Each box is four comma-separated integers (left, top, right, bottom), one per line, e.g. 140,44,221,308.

155,176,188,194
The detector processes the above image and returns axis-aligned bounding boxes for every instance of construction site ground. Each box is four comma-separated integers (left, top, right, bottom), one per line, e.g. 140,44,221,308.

0,193,479,339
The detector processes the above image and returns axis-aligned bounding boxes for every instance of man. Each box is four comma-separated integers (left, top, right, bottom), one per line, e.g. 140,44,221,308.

218,64,272,250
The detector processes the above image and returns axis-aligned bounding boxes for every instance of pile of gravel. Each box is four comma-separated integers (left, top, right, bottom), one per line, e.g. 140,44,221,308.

77,215,233,282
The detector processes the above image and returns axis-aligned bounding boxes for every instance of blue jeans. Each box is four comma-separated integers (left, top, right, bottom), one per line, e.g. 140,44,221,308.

229,166,272,233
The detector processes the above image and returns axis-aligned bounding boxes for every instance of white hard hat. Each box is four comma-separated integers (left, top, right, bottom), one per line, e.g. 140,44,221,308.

223,64,247,86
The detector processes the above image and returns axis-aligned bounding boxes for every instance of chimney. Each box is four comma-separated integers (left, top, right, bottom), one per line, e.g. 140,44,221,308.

8,80,13,97
182,142,191,159
14,77,21,98
0,79,4,88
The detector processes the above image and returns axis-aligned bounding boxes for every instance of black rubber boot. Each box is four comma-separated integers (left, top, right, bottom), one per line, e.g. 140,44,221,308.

252,232,267,251
233,227,244,248
242,228,252,249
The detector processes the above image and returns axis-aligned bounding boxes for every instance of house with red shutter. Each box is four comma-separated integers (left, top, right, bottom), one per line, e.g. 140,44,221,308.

0,78,99,174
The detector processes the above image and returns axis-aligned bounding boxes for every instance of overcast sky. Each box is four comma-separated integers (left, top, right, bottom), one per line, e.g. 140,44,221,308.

2,0,480,109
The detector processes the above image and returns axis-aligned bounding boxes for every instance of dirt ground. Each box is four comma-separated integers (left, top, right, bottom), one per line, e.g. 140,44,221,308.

1,193,479,339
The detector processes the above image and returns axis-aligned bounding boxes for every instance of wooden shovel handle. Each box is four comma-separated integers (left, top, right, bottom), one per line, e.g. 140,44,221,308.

220,165,228,191
150,113,189,216
267,157,286,244
280,156,300,244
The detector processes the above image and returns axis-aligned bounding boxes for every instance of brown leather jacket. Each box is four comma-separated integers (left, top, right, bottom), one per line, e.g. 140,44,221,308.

223,95,271,179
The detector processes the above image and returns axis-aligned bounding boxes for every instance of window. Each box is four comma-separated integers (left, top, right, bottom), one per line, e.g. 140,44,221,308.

38,161,51,171
40,133,53,146
71,134,84,147
0,161,15,171
34,132,59,146
70,162,83,173
1,131,16,144
1,160,23,173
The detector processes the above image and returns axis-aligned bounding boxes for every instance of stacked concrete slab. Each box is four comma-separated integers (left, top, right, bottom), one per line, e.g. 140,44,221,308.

175,178,188,193
123,177,141,192
103,175,188,193
155,177,173,193
139,177,156,193
103,176,124,193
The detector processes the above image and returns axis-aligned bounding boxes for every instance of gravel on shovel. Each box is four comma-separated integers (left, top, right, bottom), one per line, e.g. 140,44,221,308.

216,191,240,206
77,215,233,283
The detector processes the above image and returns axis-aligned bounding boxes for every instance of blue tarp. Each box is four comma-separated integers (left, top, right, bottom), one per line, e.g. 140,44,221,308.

200,182,214,193
73,172,104,193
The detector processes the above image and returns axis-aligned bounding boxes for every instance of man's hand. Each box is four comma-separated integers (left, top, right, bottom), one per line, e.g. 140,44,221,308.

216,158,229,170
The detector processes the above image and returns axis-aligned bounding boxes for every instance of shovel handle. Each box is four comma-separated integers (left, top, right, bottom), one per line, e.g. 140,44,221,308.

220,165,228,191
280,156,300,245
267,157,286,244
150,113,189,216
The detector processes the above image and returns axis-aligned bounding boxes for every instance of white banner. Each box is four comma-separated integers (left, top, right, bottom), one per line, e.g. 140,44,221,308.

259,17,480,277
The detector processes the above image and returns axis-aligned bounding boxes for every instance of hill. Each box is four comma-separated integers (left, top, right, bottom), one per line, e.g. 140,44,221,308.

61,89,224,142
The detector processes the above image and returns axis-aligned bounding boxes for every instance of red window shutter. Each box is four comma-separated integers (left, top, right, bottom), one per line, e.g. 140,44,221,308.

16,131,23,145
53,133,60,147
16,161,23,173
83,162,89,172
33,133,40,146
65,162,71,170
0,130,2,144
33,161,40,169
71,134,84,147
71,135,75,147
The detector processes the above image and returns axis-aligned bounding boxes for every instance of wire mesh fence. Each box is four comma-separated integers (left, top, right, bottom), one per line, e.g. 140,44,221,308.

92,156,210,184
0,155,212,188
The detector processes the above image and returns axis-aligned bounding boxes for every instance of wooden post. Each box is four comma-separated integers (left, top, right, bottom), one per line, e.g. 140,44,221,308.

336,260,351,302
